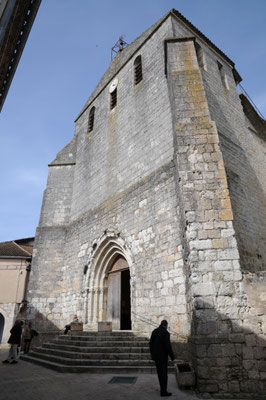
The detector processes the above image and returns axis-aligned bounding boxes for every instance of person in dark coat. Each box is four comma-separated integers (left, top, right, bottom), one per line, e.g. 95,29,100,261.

2,320,23,364
149,320,175,397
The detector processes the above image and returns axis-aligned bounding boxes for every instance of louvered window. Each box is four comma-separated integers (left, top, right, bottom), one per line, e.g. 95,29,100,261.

134,55,143,85
88,106,95,132
110,89,117,110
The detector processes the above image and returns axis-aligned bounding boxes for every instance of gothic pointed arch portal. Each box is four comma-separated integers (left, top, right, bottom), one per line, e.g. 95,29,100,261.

84,233,133,330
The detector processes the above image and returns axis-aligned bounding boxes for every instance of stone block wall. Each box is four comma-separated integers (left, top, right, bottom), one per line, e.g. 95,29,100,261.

190,278,266,399
28,162,191,336
165,35,241,322
28,226,67,310
197,34,266,273
27,11,265,397
39,164,75,227
165,35,265,397
70,15,174,222
28,15,192,335
171,14,266,273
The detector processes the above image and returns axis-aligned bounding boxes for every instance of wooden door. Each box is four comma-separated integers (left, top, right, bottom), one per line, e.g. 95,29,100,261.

106,257,131,330
107,271,121,330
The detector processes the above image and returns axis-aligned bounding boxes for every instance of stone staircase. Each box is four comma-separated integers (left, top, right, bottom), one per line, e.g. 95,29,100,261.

20,331,164,373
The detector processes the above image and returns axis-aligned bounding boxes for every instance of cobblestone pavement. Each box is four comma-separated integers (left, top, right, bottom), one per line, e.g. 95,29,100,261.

0,349,198,400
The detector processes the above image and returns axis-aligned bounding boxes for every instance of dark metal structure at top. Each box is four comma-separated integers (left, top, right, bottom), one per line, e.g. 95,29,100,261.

111,36,128,60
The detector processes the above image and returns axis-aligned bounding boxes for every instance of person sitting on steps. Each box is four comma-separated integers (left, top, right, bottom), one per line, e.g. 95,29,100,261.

64,314,79,334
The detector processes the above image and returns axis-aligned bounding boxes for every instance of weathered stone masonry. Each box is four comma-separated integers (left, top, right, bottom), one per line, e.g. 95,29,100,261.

27,9,265,398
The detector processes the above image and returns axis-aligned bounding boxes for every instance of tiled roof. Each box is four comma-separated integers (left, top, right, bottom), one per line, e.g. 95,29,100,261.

0,239,33,258
19,244,34,256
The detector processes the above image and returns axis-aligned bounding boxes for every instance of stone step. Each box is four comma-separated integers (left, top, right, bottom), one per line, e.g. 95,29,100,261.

20,355,159,374
22,351,155,367
58,334,148,342
35,347,150,360
71,331,135,336
44,343,150,354
53,339,149,347
21,331,157,373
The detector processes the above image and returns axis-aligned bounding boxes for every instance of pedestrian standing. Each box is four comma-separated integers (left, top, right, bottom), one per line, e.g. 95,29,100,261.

2,320,23,364
23,322,33,353
149,320,175,397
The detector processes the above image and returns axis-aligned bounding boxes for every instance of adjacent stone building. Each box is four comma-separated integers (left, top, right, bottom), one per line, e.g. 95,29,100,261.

0,237,33,345
27,9,265,398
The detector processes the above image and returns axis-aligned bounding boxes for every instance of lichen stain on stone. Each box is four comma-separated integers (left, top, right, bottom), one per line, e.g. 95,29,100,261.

167,254,175,262
108,106,117,126
181,43,207,114
183,42,194,69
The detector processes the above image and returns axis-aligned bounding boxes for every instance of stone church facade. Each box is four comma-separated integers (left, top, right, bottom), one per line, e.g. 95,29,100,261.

27,9,265,397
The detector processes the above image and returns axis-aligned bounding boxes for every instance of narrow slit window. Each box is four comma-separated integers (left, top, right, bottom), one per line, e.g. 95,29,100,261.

217,61,229,90
88,106,95,132
110,89,117,110
134,55,143,85
195,43,206,71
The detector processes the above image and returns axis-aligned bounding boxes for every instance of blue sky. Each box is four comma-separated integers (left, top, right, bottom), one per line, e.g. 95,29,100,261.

0,0,265,242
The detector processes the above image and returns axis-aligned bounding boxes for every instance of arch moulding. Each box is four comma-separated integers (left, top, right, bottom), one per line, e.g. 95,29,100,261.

82,231,135,328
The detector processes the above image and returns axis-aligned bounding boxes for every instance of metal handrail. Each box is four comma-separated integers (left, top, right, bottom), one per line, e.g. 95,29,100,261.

131,311,184,339
238,83,266,120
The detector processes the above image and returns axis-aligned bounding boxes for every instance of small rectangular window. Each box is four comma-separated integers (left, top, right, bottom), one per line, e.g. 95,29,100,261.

217,61,229,90
195,43,206,71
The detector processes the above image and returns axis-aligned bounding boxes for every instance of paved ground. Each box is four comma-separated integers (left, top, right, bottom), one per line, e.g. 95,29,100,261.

1,348,250,400
0,348,198,400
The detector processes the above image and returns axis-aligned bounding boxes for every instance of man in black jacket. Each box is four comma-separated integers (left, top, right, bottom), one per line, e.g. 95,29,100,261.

149,320,175,397
2,320,23,364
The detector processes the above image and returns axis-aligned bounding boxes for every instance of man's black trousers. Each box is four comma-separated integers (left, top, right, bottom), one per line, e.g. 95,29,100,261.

155,360,168,394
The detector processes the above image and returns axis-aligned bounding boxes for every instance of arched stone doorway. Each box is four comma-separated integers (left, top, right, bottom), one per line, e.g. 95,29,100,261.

0,313,5,344
107,256,131,330
84,232,133,331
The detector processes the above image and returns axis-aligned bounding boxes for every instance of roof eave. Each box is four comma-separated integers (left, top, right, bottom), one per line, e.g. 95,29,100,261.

0,255,31,260
170,9,235,67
